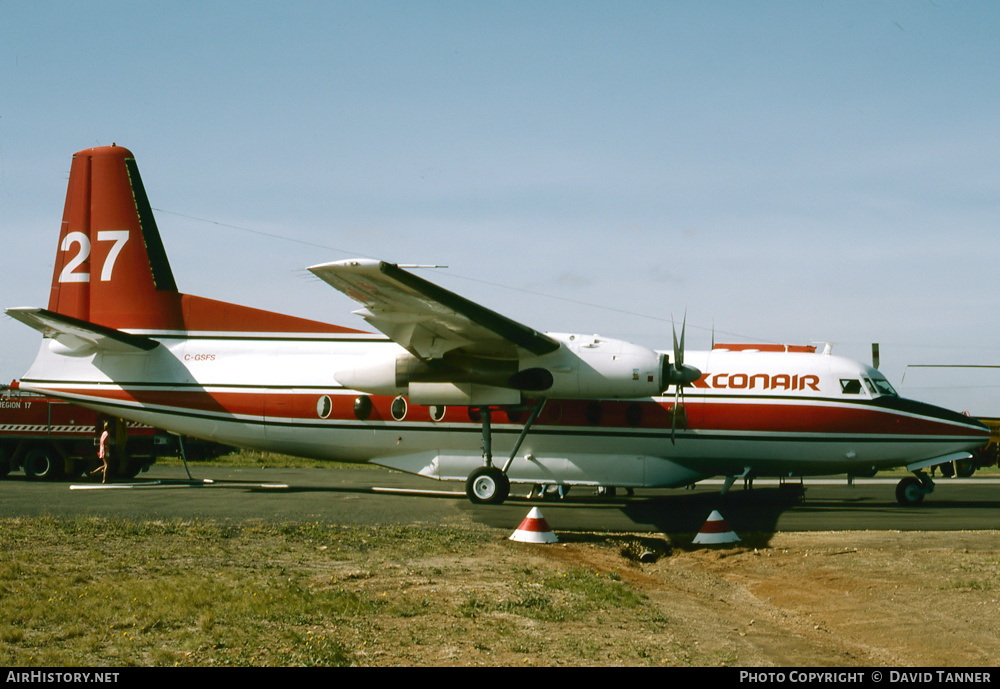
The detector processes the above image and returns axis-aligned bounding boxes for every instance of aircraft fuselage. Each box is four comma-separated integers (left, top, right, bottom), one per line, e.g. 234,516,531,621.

18,334,987,490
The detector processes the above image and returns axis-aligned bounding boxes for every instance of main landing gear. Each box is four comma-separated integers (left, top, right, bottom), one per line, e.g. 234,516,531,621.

895,471,934,506
464,399,546,505
466,465,510,505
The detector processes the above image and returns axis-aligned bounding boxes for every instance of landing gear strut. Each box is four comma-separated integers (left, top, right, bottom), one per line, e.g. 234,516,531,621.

464,399,546,505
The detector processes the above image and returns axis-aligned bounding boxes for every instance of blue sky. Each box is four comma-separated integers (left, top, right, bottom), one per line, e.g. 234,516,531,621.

2,1,999,413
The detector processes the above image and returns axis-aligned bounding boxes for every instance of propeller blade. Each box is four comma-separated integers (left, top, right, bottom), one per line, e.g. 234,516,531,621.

671,385,677,445
678,312,686,365
669,312,699,446
671,312,686,369
667,311,702,388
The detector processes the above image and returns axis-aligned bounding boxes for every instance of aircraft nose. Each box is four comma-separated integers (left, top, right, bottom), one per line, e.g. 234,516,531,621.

967,415,992,442
874,396,991,445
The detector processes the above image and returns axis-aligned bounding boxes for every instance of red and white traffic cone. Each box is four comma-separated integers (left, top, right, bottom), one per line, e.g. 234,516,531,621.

509,507,559,543
692,510,741,545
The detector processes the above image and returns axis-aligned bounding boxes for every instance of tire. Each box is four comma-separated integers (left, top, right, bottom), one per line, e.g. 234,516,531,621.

895,476,925,506
465,466,510,505
954,459,976,478
23,447,63,481
116,459,143,480
62,459,85,480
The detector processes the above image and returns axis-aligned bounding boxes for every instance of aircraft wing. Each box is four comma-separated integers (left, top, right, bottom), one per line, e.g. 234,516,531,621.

308,259,560,360
6,307,159,353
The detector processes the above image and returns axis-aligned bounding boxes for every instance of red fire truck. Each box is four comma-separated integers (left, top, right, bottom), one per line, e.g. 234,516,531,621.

0,383,227,480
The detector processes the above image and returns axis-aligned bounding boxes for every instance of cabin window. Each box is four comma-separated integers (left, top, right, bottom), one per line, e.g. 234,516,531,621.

625,402,643,427
585,401,602,426
840,379,863,394
391,396,408,421
354,395,373,421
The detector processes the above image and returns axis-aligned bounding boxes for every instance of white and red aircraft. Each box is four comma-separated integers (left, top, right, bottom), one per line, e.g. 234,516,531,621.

7,145,990,506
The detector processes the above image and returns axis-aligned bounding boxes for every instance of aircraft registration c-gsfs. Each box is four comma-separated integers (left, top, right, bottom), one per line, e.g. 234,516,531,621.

6,145,989,506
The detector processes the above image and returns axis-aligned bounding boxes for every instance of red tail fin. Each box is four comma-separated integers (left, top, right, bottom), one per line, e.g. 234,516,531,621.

46,145,362,335
48,145,184,330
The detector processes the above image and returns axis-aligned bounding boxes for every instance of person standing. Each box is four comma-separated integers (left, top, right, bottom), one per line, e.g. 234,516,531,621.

90,421,112,484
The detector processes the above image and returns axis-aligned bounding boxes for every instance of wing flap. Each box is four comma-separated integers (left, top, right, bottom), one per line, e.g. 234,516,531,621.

309,259,560,360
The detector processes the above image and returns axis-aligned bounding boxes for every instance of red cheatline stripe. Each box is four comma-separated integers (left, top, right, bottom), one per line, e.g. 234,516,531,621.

22,385,987,439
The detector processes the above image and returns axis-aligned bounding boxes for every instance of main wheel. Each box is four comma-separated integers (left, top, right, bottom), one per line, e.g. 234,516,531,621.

465,466,510,505
23,447,63,481
895,476,925,506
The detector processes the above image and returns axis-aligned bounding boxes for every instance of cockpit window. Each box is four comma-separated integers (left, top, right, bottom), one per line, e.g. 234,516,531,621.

840,379,863,394
868,376,897,397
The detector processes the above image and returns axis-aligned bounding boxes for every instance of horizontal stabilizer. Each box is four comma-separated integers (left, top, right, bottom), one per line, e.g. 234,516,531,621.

6,307,159,355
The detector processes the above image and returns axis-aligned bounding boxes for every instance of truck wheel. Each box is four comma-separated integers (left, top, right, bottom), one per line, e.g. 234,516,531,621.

116,459,142,479
63,459,85,479
954,459,976,478
23,447,63,481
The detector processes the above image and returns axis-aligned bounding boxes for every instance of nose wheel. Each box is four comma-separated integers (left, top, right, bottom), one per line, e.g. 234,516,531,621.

895,472,934,506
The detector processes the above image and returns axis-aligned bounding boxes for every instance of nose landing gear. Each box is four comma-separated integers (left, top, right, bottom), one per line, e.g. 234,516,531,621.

895,471,934,506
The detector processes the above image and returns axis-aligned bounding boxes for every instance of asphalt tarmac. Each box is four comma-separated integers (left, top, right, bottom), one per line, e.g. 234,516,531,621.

2,465,999,535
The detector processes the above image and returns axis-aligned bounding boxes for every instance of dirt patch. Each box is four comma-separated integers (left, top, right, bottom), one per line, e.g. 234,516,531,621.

337,530,1000,666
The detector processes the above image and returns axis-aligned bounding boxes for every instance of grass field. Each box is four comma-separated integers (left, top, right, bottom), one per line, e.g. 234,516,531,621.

162,448,373,470
0,516,665,667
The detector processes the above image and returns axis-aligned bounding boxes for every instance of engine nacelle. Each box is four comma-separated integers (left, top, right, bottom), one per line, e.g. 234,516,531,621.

334,353,406,397
525,334,667,399
334,351,523,405
334,334,684,405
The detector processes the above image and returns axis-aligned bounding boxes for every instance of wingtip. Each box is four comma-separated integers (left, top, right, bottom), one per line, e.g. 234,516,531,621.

307,258,383,273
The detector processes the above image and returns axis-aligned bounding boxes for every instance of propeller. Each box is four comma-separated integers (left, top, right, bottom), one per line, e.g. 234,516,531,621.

668,313,703,444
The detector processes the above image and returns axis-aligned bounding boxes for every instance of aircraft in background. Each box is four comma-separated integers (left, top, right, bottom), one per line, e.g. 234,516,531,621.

7,145,989,506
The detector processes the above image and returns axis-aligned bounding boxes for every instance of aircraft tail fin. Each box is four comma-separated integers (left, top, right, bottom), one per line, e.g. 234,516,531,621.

47,144,185,331
29,144,365,338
